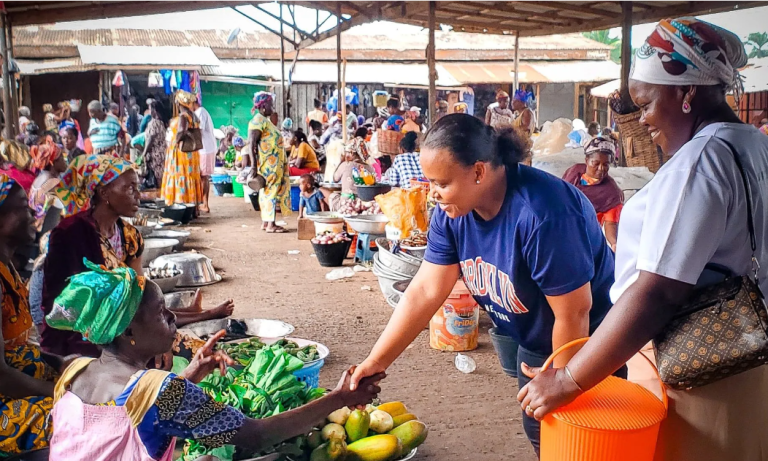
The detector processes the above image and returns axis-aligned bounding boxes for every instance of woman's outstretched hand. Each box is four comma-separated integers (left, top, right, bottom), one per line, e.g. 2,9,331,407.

349,358,387,391
335,367,386,408
181,330,234,384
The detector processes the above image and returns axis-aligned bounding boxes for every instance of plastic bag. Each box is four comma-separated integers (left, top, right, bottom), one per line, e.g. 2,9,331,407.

375,188,428,238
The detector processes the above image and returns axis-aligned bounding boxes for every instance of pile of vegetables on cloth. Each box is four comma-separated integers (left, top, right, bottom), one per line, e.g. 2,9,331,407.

309,401,428,461
337,196,382,216
173,345,326,461
218,338,321,366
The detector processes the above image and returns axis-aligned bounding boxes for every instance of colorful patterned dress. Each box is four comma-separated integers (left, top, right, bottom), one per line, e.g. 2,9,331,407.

0,261,57,456
51,358,244,461
249,113,291,222
161,113,202,206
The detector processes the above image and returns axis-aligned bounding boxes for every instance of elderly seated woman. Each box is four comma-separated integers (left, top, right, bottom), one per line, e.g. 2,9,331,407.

45,264,385,460
562,137,623,251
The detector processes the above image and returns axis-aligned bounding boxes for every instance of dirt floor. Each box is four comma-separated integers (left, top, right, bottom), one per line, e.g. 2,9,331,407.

186,195,537,461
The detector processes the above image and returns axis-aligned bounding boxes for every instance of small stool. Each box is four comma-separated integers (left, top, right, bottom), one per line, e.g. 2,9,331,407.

355,232,385,264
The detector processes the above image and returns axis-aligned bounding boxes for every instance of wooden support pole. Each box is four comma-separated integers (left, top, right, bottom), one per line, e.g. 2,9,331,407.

620,2,633,91
336,2,342,117
427,1,437,126
513,32,520,93
341,59,347,143
0,12,11,139
6,17,16,137
279,4,286,120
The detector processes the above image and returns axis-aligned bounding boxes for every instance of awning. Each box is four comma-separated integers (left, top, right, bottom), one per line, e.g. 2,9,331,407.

591,79,620,98
77,45,221,67
202,59,272,78
16,58,94,75
440,60,620,84
262,61,462,87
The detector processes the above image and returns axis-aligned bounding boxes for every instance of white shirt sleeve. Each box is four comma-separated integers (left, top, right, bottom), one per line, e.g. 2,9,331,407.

635,143,732,285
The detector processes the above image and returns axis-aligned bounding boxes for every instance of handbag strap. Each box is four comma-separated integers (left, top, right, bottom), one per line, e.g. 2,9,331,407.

719,138,759,281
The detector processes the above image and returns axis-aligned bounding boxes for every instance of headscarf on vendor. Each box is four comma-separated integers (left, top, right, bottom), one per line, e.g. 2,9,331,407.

252,91,274,114
0,138,35,192
55,154,135,217
0,174,13,206
30,137,63,173
402,107,422,133
175,90,197,111
47,259,145,345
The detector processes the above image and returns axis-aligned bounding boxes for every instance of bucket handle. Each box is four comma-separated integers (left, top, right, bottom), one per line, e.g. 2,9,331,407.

540,337,668,411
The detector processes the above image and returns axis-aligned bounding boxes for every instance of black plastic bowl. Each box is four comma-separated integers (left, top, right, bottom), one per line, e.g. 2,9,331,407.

312,239,352,267
213,182,233,196
162,204,187,223
248,192,260,211
356,184,392,202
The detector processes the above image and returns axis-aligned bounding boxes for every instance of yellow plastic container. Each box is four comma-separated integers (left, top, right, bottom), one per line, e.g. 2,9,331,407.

540,338,667,461
429,281,479,351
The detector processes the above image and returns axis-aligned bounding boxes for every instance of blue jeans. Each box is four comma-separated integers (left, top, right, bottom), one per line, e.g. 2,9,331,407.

516,345,628,458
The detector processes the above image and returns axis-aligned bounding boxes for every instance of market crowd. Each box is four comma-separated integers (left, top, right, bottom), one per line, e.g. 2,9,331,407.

1,15,768,461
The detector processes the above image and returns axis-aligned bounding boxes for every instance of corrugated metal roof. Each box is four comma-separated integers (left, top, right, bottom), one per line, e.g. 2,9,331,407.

440,60,619,84
16,57,95,74
258,61,461,87
78,45,221,66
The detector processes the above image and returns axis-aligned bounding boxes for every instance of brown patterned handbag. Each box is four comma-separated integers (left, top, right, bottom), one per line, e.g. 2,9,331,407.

653,140,768,390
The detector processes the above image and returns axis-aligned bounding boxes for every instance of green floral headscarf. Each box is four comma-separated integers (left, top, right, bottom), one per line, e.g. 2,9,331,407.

46,259,146,345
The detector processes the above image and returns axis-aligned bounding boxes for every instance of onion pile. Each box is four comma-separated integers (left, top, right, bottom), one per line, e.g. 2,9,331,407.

311,232,351,245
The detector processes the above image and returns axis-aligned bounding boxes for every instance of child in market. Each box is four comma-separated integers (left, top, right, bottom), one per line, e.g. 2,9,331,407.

298,173,327,217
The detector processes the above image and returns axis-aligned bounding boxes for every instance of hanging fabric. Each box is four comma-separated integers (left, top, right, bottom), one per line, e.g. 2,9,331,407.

112,71,125,87
159,70,173,95
148,71,163,88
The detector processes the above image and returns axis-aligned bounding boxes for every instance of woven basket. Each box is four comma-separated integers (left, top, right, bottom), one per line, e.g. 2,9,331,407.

615,111,666,173
377,129,405,155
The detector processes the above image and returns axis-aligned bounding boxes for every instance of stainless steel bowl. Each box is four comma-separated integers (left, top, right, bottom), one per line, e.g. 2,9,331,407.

150,252,221,287
164,290,196,310
143,238,179,266
184,318,295,340
148,230,191,251
345,215,389,234
152,274,181,293
306,211,344,224
137,207,162,219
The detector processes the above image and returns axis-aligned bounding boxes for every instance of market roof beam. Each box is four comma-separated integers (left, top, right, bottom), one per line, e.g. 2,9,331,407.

252,3,309,43
514,1,617,18
231,6,299,48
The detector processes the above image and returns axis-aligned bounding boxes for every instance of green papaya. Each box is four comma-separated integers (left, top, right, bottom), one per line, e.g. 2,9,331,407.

345,409,371,443
346,434,403,461
389,420,428,453
310,439,347,461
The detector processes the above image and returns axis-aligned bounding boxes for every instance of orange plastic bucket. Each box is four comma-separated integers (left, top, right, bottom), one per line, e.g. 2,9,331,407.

540,338,667,461
429,281,479,351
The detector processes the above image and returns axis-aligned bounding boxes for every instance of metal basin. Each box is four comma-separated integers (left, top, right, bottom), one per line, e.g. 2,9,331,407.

164,290,196,310
345,214,389,234
143,238,179,266
148,230,190,250
150,252,221,287
184,318,295,340
306,211,345,224
151,274,181,293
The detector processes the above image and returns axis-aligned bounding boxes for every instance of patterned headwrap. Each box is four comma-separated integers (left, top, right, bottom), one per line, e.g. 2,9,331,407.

0,174,14,207
631,18,747,96
30,137,62,172
46,259,146,345
55,154,135,218
386,115,405,132
585,137,617,159
253,92,274,109
282,118,293,130
0,138,32,171
346,137,371,163
496,91,510,101
233,136,245,148
175,90,197,110
42,104,53,113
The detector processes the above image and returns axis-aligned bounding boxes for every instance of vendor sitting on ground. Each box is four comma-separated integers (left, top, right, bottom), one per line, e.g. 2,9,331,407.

46,264,385,461
321,140,375,212
0,174,63,459
298,174,327,218
288,130,321,176
562,137,623,251
40,154,234,358
384,131,423,188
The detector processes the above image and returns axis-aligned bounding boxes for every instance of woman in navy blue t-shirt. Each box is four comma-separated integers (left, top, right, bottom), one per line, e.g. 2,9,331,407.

350,114,620,456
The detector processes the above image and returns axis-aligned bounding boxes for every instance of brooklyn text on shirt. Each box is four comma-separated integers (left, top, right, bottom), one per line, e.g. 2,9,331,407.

459,257,529,319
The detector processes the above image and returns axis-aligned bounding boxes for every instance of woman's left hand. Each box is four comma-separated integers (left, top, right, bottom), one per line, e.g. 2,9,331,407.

181,330,234,384
516,366,584,422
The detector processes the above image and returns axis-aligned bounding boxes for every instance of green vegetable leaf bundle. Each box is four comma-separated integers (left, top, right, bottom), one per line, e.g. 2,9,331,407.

182,344,326,461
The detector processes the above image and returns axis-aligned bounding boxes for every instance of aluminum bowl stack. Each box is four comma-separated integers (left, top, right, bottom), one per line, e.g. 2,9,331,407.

372,238,423,308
